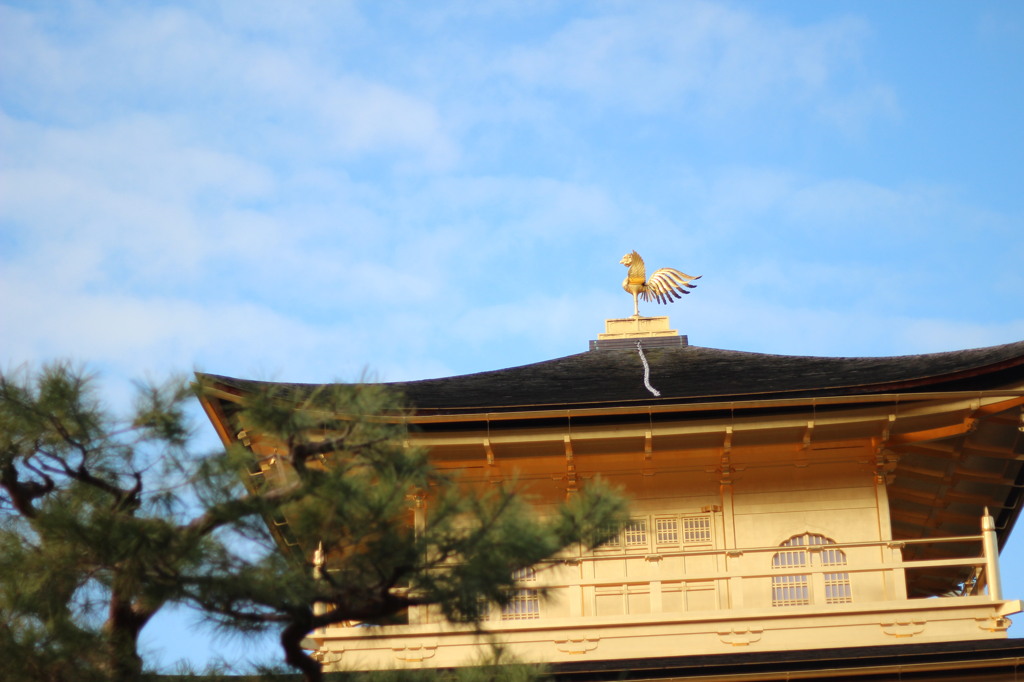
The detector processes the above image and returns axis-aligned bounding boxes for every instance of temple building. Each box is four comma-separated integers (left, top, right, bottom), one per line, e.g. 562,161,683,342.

198,316,1024,679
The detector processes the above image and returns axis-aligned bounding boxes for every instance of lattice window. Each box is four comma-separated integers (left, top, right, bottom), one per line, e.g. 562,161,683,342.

500,589,540,620
512,566,536,582
771,573,810,606
771,533,851,607
497,566,541,620
682,515,712,543
597,522,622,549
824,572,853,604
819,545,846,567
655,517,679,545
624,518,648,546
597,514,714,553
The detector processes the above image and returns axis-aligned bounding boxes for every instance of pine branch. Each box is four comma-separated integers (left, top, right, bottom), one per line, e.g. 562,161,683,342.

0,459,54,517
184,479,305,538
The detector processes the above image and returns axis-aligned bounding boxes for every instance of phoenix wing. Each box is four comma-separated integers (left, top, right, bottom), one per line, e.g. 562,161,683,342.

640,267,701,304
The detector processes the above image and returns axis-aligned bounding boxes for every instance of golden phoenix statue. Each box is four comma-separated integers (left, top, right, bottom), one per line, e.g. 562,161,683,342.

620,251,701,317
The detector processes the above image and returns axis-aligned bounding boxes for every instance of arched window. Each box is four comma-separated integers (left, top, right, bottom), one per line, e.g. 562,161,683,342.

771,533,852,607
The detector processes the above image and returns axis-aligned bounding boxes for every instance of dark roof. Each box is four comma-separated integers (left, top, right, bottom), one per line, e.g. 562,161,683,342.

201,339,1024,416
545,638,1024,681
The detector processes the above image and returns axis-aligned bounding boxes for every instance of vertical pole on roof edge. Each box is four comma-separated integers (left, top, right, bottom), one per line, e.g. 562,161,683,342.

981,507,1002,601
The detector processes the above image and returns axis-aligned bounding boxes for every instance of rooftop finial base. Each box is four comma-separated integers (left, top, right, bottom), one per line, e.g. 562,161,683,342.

590,316,688,350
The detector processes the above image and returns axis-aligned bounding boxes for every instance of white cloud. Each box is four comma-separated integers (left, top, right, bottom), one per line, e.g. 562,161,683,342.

319,77,457,166
892,318,1024,354
0,113,272,288
0,2,456,168
453,291,615,348
415,175,621,239
688,290,1024,359
495,2,890,128
697,167,798,230
817,83,900,136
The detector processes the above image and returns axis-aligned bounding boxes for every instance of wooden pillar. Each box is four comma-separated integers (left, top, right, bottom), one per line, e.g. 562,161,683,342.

409,496,426,624
982,508,1003,601
874,445,906,600
720,426,741,609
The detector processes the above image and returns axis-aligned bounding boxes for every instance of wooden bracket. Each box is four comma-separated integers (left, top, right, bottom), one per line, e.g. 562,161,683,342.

802,420,814,450
564,435,578,492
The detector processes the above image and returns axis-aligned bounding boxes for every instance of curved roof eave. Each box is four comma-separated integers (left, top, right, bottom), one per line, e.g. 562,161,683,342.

197,339,1024,420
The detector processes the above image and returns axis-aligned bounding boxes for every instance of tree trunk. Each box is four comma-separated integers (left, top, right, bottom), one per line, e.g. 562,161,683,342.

281,620,323,682
104,590,152,682
104,625,144,682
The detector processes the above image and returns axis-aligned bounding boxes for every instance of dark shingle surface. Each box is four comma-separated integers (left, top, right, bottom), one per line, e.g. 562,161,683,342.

201,339,1024,415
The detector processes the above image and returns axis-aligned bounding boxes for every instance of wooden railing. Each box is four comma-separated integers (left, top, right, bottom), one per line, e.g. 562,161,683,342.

327,512,1004,628
460,511,1005,623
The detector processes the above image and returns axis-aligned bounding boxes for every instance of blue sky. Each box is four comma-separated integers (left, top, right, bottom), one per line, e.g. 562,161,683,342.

2,0,1023,671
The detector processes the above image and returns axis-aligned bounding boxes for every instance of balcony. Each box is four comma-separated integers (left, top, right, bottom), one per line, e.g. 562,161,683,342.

309,512,1021,671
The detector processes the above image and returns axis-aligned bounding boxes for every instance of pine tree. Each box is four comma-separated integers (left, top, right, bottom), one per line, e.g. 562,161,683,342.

189,380,628,682
1,364,627,682
0,363,211,681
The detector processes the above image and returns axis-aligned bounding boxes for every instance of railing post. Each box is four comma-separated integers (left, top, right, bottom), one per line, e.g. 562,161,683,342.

565,557,583,618
409,498,426,624
647,554,664,612
726,550,744,609
886,541,907,601
981,507,1002,601
808,547,827,605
